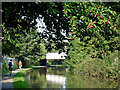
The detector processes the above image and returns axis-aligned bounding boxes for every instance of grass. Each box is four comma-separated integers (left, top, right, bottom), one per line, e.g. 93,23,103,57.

13,68,33,89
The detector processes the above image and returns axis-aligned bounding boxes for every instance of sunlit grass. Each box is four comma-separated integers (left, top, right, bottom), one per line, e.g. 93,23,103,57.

13,68,32,89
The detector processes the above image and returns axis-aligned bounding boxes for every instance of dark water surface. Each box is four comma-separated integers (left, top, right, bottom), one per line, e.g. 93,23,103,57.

25,67,118,88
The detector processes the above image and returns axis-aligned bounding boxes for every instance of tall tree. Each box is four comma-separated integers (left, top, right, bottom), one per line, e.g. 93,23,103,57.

63,2,119,58
17,29,47,61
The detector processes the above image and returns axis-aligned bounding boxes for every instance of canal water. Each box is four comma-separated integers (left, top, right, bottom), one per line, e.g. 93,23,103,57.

25,67,118,88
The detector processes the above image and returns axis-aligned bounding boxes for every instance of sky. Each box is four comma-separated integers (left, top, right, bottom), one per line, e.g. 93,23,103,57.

36,14,69,42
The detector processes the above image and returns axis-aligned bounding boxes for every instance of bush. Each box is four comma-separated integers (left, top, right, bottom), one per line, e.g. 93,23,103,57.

73,50,118,79
34,61,40,66
2,62,9,75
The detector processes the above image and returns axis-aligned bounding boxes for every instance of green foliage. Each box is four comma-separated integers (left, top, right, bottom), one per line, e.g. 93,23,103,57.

63,2,119,78
2,63,9,75
2,23,23,56
64,38,96,68
63,2,119,57
13,68,32,89
18,29,47,61
65,73,117,88
74,50,118,79
2,2,69,56
2,58,8,75
34,61,40,66
116,14,120,30
65,37,118,79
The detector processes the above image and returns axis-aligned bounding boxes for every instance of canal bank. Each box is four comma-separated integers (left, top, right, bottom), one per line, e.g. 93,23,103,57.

12,66,47,88
13,68,32,88
2,68,26,89
2,66,65,89
2,66,118,89
2,67,34,89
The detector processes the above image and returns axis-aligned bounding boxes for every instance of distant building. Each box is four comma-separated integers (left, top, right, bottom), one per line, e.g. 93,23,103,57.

46,52,67,60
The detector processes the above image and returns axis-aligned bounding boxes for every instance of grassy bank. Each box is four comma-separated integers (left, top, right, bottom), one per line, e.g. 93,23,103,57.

13,68,33,88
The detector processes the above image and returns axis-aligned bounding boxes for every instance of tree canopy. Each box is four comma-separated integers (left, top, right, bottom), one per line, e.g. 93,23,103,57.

2,2,119,60
63,2,119,58
2,2,69,55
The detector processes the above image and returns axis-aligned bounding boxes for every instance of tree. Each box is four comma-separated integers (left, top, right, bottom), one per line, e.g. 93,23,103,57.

2,2,69,56
18,29,47,61
63,3,119,78
63,2,119,58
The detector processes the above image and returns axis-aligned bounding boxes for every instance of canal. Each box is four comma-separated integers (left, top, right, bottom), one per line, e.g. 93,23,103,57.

25,67,118,88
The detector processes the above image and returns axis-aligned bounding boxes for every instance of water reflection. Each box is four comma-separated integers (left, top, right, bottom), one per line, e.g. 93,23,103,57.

46,74,66,88
25,67,117,88
25,68,47,88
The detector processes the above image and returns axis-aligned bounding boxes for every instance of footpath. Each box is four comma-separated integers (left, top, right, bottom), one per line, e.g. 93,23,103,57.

1,68,25,90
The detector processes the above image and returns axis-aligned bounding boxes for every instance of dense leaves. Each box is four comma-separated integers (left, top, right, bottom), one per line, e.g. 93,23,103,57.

2,2,69,56
63,2,119,58
18,29,47,61
63,2,119,78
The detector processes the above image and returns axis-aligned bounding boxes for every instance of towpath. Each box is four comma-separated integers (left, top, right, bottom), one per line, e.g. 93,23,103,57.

1,68,25,90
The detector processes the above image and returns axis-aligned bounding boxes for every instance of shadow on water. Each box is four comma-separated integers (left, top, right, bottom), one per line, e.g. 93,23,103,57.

25,67,118,89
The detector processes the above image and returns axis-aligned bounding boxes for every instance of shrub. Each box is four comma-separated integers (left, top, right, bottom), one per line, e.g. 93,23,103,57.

73,50,118,79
